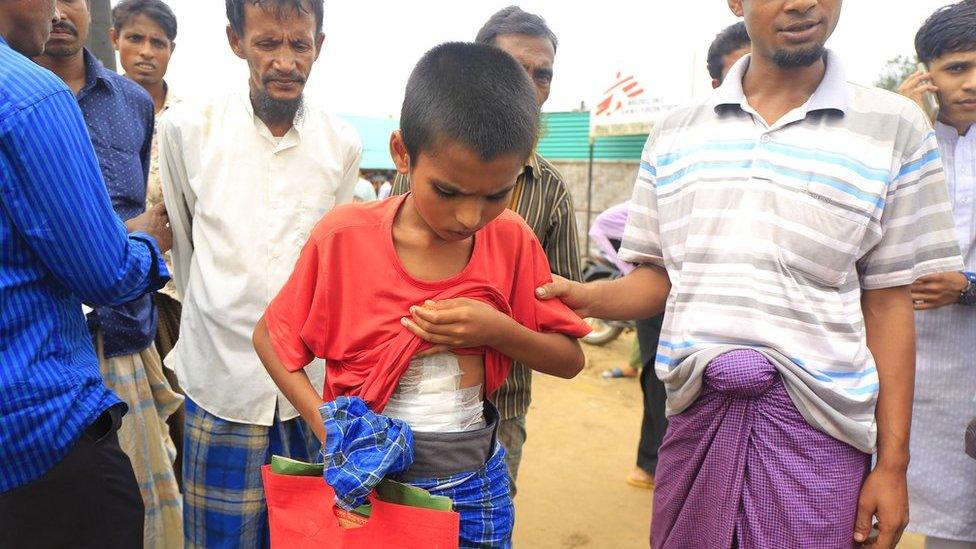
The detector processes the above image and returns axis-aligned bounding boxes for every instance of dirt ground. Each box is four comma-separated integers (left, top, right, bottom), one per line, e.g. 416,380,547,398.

512,331,926,549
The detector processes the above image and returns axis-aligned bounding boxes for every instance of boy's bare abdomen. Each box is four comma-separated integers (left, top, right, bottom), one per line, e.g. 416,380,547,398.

456,354,485,394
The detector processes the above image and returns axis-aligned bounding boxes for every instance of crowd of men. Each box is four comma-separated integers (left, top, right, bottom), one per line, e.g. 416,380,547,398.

0,0,973,548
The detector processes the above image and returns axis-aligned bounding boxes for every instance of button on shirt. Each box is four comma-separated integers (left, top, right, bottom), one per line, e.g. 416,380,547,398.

619,52,963,452
77,49,157,358
0,36,169,492
160,92,361,425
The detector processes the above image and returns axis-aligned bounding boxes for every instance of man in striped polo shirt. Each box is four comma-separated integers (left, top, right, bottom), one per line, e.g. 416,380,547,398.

538,1,963,547
391,6,581,496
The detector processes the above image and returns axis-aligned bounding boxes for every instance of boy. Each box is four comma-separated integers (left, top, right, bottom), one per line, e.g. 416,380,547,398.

253,42,589,548
898,2,976,547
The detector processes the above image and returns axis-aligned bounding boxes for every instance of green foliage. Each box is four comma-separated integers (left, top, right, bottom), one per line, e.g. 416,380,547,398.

875,55,918,92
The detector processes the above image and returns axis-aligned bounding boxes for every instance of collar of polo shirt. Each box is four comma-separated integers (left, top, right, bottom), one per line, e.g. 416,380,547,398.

710,50,850,117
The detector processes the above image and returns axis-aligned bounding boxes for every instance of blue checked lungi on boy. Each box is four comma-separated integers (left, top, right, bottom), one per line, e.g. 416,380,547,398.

183,397,318,549
410,448,514,548
322,397,515,548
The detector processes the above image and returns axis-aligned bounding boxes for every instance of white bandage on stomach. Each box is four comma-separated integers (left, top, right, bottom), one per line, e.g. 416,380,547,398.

383,353,486,433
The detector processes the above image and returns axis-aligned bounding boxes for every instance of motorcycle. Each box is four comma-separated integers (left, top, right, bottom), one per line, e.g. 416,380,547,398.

580,247,636,346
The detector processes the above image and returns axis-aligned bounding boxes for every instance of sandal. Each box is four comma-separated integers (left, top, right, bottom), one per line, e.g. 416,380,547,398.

626,470,655,490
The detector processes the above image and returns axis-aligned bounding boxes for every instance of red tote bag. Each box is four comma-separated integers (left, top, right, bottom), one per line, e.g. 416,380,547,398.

261,465,460,549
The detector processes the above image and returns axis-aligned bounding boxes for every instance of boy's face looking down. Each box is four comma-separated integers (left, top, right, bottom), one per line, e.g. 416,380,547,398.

111,13,174,89
492,33,555,108
929,50,976,132
390,131,524,243
730,0,840,69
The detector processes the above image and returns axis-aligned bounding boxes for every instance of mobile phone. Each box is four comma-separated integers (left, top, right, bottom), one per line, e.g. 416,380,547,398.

916,62,940,120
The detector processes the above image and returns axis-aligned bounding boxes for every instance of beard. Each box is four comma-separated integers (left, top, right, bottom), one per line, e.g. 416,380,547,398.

252,69,306,127
43,22,82,57
772,44,826,69
253,87,303,127
43,42,82,57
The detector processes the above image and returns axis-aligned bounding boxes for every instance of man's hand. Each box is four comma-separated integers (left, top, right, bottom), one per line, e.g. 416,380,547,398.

402,298,508,351
853,465,909,548
125,202,172,253
910,271,968,310
897,70,938,121
535,274,594,318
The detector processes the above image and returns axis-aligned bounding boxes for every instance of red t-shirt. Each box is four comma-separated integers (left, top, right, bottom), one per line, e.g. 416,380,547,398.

265,194,590,411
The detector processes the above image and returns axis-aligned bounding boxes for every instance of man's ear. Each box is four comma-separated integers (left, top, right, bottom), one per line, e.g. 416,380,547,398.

109,27,119,50
226,24,246,60
389,130,411,174
728,0,744,18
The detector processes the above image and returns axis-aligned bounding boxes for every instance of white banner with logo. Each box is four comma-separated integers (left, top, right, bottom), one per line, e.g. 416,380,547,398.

589,72,675,138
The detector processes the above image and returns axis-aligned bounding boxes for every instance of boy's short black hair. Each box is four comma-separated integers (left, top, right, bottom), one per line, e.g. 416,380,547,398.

225,0,324,37
111,0,178,41
915,0,976,65
400,42,540,163
475,6,558,52
706,21,750,80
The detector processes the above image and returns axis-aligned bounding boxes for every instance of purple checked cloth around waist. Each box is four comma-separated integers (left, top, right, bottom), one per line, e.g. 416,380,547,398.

650,349,871,549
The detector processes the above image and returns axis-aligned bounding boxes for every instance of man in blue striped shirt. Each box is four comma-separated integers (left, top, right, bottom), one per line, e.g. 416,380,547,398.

0,2,172,547
34,2,184,546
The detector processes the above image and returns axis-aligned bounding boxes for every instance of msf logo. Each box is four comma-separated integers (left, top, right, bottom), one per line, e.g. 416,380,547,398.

595,72,645,117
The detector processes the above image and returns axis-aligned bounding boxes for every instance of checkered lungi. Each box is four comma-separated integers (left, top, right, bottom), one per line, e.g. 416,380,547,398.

410,444,515,549
651,349,872,549
96,333,183,549
183,397,318,549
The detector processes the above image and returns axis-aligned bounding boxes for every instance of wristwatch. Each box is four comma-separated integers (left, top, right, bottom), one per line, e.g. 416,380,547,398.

960,271,976,306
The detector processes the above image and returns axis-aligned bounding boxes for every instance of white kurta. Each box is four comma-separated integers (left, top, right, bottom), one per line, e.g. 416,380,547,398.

159,92,361,426
908,121,976,542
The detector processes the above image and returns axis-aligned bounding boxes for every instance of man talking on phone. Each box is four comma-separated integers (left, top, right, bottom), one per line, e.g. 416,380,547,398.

898,2,976,547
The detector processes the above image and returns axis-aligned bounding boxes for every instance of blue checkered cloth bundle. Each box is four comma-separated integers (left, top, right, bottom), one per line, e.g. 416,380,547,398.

319,396,414,510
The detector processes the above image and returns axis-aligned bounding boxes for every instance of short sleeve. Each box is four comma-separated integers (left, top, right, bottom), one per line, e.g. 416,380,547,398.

265,236,323,370
511,227,591,339
618,134,665,267
857,132,964,289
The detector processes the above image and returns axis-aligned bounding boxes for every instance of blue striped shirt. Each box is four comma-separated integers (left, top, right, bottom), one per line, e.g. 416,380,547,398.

0,35,169,492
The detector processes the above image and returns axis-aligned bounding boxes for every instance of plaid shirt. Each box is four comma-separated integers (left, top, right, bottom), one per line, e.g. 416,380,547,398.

391,153,582,420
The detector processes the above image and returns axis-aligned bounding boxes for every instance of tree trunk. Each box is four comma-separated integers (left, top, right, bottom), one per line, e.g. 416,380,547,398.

86,0,116,71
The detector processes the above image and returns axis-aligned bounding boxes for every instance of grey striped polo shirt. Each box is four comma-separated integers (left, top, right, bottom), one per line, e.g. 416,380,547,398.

619,51,963,452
